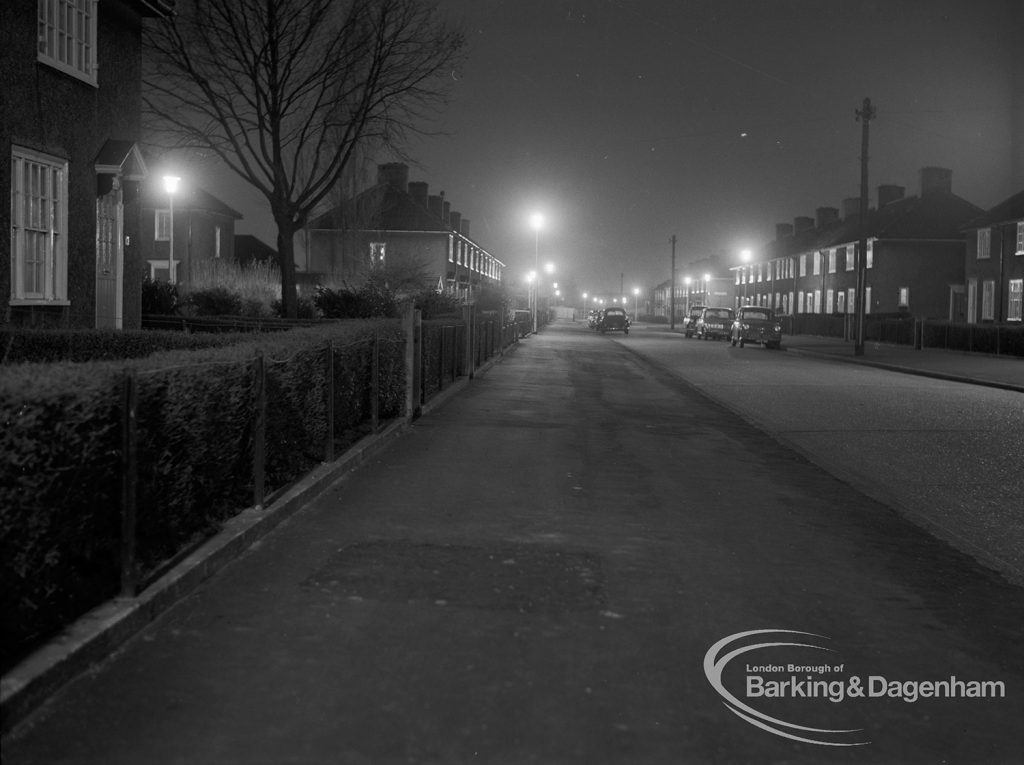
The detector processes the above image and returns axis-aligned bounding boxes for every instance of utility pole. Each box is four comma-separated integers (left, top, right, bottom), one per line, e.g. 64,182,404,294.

669,235,677,330
854,97,875,357
620,272,624,300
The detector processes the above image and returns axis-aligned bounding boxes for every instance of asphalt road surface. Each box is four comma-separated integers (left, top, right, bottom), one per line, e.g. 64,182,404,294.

4,321,1023,764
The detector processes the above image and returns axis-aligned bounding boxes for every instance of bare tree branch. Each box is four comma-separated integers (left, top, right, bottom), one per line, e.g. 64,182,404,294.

143,0,465,317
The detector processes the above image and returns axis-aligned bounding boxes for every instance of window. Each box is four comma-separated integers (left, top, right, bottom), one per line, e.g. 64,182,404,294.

155,210,170,241
826,289,834,314
1009,280,1023,321
898,287,909,308
797,291,804,313
967,279,977,324
369,242,385,266
847,288,855,314
214,225,222,258
846,246,855,271
799,255,807,277
828,249,837,273
981,280,995,321
10,146,68,303
1017,223,1024,256
37,0,98,86
866,239,873,269
813,252,821,276
865,286,872,314
977,228,991,259
757,264,763,282
836,290,846,314
813,289,821,313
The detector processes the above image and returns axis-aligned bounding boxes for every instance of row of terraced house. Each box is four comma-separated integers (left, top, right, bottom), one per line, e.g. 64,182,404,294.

731,167,1024,325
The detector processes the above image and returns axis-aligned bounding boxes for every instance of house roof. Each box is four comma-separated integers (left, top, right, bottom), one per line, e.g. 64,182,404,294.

307,183,446,233
94,141,148,181
963,190,1024,229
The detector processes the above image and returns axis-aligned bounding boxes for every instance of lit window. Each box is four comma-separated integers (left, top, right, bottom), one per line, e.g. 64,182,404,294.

155,210,170,241
1016,223,1023,256
826,289,834,314
846,246,855,271
214,225,222,258
898,287,910,308
37,0,98,86
813,289,821,313
828,249,838,274
967,279,977,324
10,146,69,303
847,288,855,314
977,228,991,259
865,286,872,314
813,252,821,276
369,242,385,266
836,290,845,313
799,254,806,277
1008,280,1022,321
866,239,873,269
981,280,995,320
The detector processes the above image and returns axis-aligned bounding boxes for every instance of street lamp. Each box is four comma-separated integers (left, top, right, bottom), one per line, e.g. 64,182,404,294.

703,272,711,306
684,276,692,314
740,249,752,306
162,175,181,283
632,287,640,322
530,213,543,333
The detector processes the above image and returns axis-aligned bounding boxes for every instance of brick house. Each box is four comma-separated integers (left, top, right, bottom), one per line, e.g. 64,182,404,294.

734,168,983,321
962,190,1024,324
297,163,504,299
2,0,172,329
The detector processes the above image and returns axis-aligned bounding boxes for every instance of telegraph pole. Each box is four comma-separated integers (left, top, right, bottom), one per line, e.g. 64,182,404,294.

669,235,677,330
854,97,875,357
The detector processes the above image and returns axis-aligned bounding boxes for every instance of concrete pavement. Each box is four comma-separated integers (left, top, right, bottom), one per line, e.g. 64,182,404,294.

4,322,1023,763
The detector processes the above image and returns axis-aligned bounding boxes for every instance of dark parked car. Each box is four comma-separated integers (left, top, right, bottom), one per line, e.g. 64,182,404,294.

731,306,783,349
695,307,734,340
683,305,704,338
597,306,630,334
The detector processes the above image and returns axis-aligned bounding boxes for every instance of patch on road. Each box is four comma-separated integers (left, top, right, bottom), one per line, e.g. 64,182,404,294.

301,540,605,613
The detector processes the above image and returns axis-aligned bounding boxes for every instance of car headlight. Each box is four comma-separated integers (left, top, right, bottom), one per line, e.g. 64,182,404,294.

740,323,749,330
773,324,782,332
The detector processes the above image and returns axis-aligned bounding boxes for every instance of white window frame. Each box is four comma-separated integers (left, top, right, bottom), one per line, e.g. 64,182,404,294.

10,146,69,304
1008,279,1022,321
155,209,171,241
977,228,991,259
369,241,386,267
826,289,835,314
847,288,855,314
898,287,910,308
846,246,855,271
836,290,846,314
865,286,872,314
1016,222,1023,256
37,0,98,87
981,280,995,321
967,279,977,324
813,252,821,276
828,249,837,274
214,225,222,258
866,238,874,269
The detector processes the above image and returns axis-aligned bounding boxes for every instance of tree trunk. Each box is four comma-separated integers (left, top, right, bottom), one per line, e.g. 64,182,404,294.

275,218,298,319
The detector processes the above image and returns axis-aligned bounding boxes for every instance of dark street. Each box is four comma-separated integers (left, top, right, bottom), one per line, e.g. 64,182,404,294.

4,322,1024,764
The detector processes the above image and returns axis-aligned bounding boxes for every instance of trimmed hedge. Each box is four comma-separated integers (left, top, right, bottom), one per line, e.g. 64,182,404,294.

0,320,405,672
0,328,247,365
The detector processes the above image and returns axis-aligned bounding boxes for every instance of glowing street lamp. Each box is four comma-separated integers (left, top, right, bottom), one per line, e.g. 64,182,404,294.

740,249,752,305
632,287,640,322
530,214,543,333
162,175,181,283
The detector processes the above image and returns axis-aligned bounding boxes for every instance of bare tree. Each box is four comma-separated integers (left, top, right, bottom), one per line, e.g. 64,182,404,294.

143,0,464,317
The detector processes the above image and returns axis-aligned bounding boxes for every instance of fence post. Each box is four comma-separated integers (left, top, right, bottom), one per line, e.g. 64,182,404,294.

120,368,138,598
403,302,422,420
438,324,446,391
324,340,334,462
253,350,266,509
372,329,380,432
462,303,475,379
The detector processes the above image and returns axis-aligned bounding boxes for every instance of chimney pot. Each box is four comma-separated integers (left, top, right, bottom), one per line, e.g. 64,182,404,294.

408,181,429,207
794,216,814,233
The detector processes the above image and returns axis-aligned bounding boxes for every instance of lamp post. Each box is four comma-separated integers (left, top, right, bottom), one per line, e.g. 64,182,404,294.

632,287,640,322
684,276,692,314
703,272,711,307
530,213,544,333
740,249,752,307
163,175,180,283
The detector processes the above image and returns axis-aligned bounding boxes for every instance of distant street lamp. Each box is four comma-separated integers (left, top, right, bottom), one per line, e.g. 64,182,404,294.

163,175,181,283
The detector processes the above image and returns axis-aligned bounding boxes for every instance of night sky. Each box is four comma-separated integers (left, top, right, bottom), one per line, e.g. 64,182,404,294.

211,0,1022,297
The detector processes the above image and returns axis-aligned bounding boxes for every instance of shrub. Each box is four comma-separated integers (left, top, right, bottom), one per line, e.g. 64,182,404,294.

414,289,462,319
314,281,397,319
0,328,245,365
188,286,243,316
141,277,179,315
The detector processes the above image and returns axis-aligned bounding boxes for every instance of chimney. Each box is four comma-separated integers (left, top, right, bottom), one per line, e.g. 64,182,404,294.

408,181,428,208
842,197,861,220
877,184,905,207
376,162,408,192
427,194,443,220
449,211,461,233
816,206,839,228
794,216,814,234
919,167,952,197
460,218,470,237
775,222,794,240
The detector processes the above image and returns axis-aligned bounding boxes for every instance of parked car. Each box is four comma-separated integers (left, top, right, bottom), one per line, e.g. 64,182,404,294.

683,305,704,338
597,306,630,334
695,307,734,340
731,306,783,349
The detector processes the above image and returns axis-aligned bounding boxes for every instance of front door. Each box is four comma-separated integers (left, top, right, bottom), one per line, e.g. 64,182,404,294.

95,178,124,328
